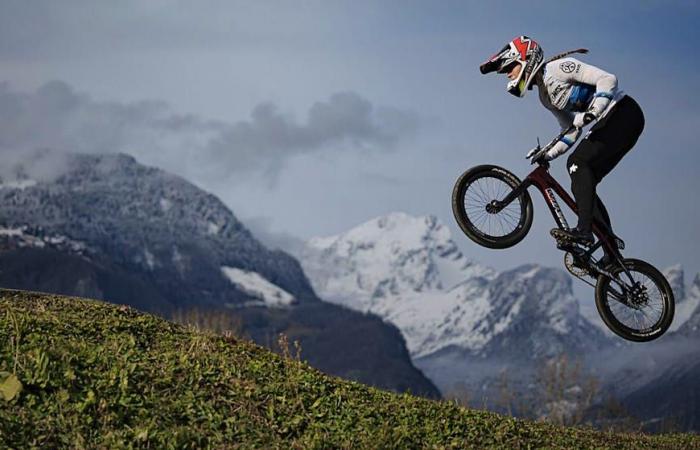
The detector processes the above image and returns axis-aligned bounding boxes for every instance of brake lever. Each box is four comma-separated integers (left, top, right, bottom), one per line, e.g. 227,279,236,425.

525,137,541,160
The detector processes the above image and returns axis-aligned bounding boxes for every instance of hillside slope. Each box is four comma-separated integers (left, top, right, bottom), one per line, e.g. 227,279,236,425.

1,290,698,449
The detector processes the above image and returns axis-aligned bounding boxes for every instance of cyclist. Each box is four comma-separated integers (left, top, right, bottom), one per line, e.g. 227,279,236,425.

479,36,644,262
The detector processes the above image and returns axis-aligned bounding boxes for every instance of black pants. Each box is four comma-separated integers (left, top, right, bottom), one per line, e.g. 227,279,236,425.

567,95,645,235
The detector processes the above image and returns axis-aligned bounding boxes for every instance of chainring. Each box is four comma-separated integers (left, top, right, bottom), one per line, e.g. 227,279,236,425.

564,252,594,278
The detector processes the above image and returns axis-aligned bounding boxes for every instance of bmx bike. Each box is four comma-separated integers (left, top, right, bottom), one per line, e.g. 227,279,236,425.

451,128,674,342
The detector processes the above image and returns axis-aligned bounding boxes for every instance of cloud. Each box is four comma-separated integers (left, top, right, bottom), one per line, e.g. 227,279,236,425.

0,81,418,184
205,92,417,179
241,215,306,255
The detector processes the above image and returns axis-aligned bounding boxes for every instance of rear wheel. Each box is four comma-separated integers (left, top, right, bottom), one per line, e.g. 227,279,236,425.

595,258,674,342
451,165,533,249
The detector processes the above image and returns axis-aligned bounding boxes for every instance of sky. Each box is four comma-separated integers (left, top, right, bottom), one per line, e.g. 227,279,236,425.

1,0,699,305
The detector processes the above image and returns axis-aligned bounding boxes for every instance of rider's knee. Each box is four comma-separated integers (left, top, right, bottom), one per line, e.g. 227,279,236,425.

567,155,593,183
566,154,582,176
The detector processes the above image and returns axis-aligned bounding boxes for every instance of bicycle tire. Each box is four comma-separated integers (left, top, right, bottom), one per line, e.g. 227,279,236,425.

451,165,533,249
595,258,674,342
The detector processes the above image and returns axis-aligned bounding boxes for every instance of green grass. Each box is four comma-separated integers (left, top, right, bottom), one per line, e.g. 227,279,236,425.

1,289,698,449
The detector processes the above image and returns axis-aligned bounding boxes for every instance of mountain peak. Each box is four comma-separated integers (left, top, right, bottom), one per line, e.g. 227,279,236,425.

663,264,685,301
310,212,449,256
0,151,317,307
300,212,606,361
671,270,700,333
304,212,493,301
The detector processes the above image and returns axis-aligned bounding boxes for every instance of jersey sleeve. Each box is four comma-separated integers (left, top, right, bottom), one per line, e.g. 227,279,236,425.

553,57,618,117
547,106,581,158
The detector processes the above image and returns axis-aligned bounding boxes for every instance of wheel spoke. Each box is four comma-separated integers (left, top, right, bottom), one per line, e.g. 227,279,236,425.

467,187,488,204
476,180,491,203
462,174,524,238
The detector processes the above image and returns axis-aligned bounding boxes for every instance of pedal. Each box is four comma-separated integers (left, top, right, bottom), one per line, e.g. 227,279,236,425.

550,228,569,241
550,229,575,250
550,228,593,248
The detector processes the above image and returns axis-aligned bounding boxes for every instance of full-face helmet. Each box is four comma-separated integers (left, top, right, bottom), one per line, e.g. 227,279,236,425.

480,36,544,97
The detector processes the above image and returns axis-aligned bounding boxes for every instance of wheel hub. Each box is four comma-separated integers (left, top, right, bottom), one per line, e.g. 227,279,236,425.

485,200,500,214
626,283,649,307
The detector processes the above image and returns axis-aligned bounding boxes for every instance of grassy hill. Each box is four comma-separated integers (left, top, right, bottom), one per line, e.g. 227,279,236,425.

1,289,698,449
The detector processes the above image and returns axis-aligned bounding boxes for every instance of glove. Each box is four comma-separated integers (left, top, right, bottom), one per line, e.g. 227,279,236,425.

573,112,597,128
544,141,569,161
526,146,540,160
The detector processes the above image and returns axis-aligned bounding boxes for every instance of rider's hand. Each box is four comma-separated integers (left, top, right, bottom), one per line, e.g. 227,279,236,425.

526,146,540,160
544,141,568,161
573,112,597,128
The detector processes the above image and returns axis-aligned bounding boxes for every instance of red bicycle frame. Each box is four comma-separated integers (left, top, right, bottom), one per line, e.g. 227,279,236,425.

497,162,620,258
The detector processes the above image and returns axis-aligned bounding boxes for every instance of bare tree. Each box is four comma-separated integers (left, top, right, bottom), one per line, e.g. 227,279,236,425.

446,354,674,432
534,354,599,427
494,368,534,418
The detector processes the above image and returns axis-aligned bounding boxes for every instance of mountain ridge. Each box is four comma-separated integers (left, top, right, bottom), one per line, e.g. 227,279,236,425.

299,212,610,363
0,151,438,397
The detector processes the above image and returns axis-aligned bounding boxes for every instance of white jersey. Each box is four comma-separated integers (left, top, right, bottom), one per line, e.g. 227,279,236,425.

535,57,626,149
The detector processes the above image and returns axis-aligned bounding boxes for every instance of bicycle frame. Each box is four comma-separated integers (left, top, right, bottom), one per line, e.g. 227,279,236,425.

495,162,621,261
475,124,643,302
490,162,645,300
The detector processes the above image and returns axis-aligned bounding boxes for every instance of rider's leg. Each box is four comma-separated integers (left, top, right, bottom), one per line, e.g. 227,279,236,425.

593,196,612,230
566,140,603,235
592,196,623,256
589,96,645,250
588,97,645,180
557,96,644,247
548,141,600,245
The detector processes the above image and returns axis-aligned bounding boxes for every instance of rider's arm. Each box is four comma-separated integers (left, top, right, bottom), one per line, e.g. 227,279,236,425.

545,108,581,160
556,57,618,117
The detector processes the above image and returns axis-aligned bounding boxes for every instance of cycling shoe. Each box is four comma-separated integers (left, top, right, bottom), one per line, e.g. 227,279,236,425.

551,228,594,247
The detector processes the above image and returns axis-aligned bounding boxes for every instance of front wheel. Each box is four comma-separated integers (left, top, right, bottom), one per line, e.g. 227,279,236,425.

595,258,675,342
451,165,533,249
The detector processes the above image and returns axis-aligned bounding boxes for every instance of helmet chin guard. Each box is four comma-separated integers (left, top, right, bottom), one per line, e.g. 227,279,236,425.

481,36,544,98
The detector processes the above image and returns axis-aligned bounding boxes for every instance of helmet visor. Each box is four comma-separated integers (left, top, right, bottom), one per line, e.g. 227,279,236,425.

479,44,510,74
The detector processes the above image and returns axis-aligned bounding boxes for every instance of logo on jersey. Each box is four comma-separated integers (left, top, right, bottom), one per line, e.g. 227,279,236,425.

560,61,576,73
569,164,578,174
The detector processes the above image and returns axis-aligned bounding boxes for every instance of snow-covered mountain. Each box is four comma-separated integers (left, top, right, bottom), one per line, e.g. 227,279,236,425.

0,152,319,309
299,212,608,362
660,265,700,333
664,264,685,302
0,153,440,398
678,273,700,336
301,213,496,358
